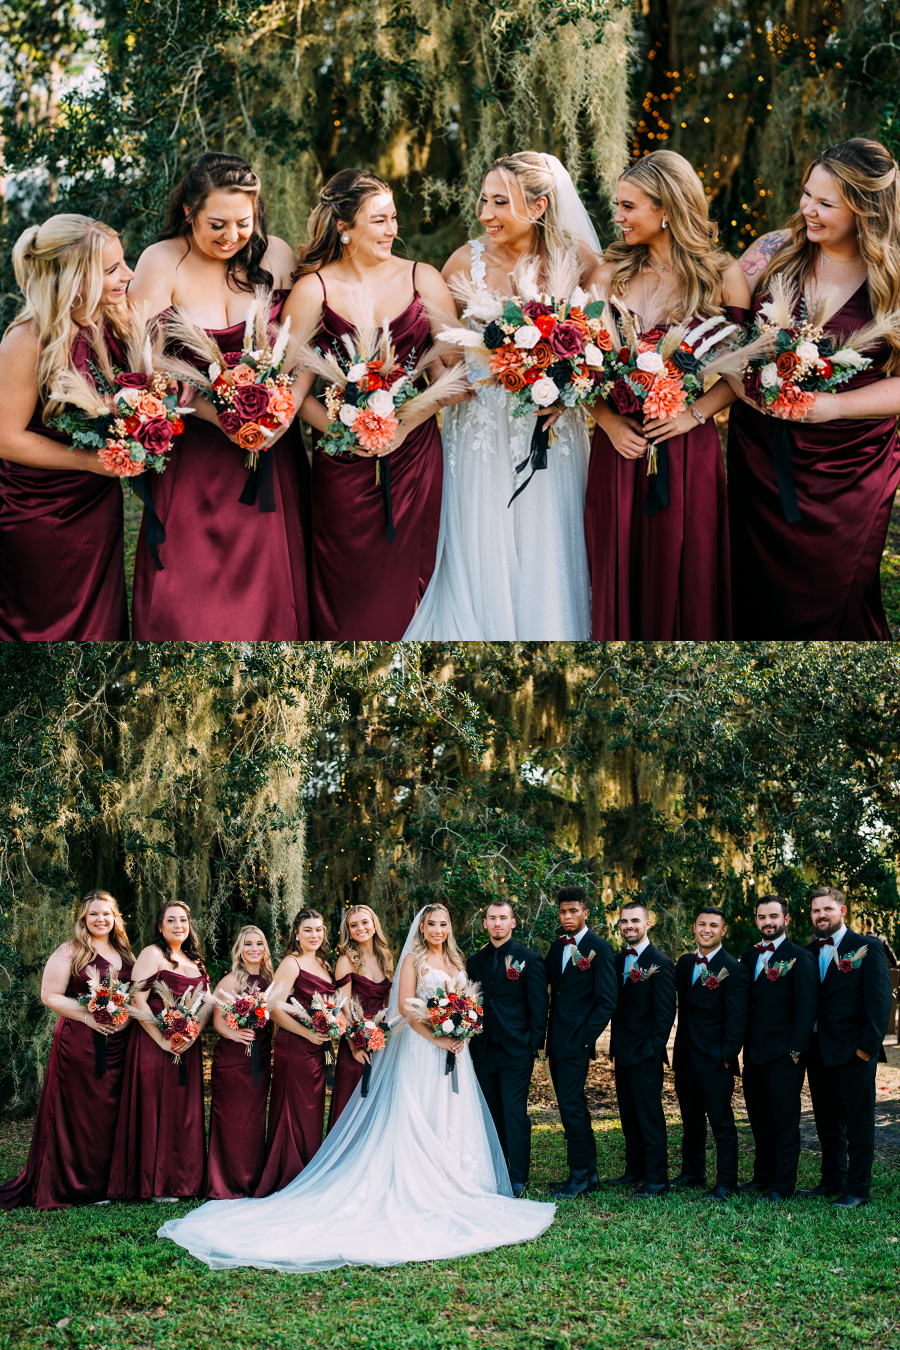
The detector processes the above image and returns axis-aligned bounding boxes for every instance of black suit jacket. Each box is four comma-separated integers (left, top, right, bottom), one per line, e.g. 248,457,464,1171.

545,929,617,1060
673,947,749,1075
466,938,548,1060
806,929,893,1067
739,938,817,1065
610,942,676,1067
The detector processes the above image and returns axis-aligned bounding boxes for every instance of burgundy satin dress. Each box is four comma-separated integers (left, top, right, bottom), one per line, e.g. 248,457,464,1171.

310,271,443,639
108,967,209,1200
584,308,745,640
206,973,273,1199
0,956,133,1209
132,290,311,639
728,283,900,638
326,969,391,1132
255,963,334,1196
0,328,129,640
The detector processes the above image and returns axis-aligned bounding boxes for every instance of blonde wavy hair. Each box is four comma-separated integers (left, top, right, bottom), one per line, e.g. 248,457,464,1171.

604,150,734,321
756,138,900,374
410,903,465,981
8,214,128,422
230,924,275,987
69,889,135,976
338,905,395,981
485,153,581,257
283,907,332,977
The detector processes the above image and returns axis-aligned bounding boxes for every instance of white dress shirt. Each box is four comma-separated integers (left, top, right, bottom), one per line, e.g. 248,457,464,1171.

562,925,589,972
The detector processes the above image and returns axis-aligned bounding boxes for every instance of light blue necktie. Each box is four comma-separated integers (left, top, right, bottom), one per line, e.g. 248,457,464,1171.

818,944,834,982
623,952,638,984
755,945,777,980
562,939,578,972
691,959,703,985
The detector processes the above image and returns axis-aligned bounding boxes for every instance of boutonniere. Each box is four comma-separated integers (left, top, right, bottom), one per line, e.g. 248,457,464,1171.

698,966,728,990
627,964,660,984
573,950,596,972
836,947,868,973
505,957,526,981
764,958,796,982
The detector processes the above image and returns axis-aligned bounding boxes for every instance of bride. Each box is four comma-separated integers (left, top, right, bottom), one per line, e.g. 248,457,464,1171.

158,904,555,1271
404,152,604,640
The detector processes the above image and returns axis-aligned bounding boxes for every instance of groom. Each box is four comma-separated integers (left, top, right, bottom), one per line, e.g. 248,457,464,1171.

467,901,548,1197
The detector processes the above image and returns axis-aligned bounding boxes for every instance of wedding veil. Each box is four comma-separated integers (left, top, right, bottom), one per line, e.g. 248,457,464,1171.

541,152,603,257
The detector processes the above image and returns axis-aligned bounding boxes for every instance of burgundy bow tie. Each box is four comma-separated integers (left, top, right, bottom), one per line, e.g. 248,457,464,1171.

624,948,639,957
756,943,776,953
694,954,709,966
815,936,835,949
562,936,578,946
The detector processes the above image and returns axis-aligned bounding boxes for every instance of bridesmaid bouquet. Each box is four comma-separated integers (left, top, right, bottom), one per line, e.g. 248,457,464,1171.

278,990,348,1062
210,980,279,1085
345,1000,394,1097
77,965,132,1078
130,981,210,1080
407,980,484,1092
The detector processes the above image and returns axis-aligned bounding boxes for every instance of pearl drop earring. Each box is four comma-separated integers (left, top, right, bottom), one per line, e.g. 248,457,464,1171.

341,233,350,245
661,217,668,229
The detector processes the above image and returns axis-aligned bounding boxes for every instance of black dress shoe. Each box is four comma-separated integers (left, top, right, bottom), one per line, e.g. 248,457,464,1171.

632,1182,669,1199
832,1193,868,1210
605,1173,644,1188
511,1182,528,1199
670,1173,707,1188
551,1169,591,1199
797,1183,843,1198
760,1189,793,1204
703,1185,736,1202
738,1180,766,1193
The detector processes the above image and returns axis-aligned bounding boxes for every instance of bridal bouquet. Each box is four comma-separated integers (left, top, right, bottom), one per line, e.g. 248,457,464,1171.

407,980,484,1091
210,979,278,1084
129,981,210,1078
77,965,132,1077
278,990,347,1062
345,1000,394,1096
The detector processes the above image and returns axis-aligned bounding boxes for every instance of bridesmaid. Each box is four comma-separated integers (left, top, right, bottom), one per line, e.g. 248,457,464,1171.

0,216,132,639
256,908,334,1195
128,151,311,640
108,902,209,1201
585,150,750,639
284,169,461,639
0,891,134,1209
206,925,275,1199
729,138,900,638
327,905,394,1131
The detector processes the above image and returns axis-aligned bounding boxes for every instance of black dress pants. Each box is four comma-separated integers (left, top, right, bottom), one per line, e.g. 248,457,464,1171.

807,1034,878,1198
614,1057,668,1184
548,1052,596,1172
742,1053,803,1195
471,1040,535,1184
674,1055,738,1188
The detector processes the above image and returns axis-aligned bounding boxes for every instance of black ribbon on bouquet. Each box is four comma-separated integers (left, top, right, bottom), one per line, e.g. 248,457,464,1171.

177,1058,187,1087
770,421,803,523
643,443,670,516
250,1039,261,1086
445,1049,460,1094
131,476,166,571
93,1032,107,1080
508,416,552,507
379,458,396,542
361,1060,372,1098
238,452,276,513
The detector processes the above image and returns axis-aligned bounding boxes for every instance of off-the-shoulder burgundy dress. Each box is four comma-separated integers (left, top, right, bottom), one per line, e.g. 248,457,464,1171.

255,962,334,1196
132,290,311,639
327,969,392,1131
0,327,129,640
206,973,273,1199
0,955,133,1209
728,283,900,638
584,308,746,639
309,269,443,639
108,967,209,1200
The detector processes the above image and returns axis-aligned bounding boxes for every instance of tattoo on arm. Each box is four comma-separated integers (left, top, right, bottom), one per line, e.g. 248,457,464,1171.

741,230,790,279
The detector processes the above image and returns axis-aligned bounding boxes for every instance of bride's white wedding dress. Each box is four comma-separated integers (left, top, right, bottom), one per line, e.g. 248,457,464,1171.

158,958,555,1271
403,236,592,641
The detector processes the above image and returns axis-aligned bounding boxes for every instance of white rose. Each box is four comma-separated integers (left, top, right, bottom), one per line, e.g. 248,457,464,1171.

796,342,820,364
636,350,666,375
346,361,368,382
759,363,780,388
530,376,559,407
441,1018,456,1034
208,362,222,382
513,325,541,349
367,388,396,418
364,1020,376,1030
831,347,867,369
438,998,449,1007
338,403,359,427
118,387,141,407
583,343,605,369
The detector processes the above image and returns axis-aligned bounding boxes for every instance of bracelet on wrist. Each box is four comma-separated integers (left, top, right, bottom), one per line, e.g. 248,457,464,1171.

690,406,706,426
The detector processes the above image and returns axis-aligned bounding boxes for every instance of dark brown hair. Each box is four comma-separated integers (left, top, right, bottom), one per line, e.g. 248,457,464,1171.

283,907,332,976
158,152,272,293
152,901,207,977
292,168,391,280
810,885,845,907
695,906,725,921
756,893,789,916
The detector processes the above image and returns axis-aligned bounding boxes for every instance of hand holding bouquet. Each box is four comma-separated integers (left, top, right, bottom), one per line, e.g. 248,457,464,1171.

344,999,395,1096
129,981,210,1082
278,990,347,1062
77,965,132,1077
209,979,280,1084
406,979,484,1091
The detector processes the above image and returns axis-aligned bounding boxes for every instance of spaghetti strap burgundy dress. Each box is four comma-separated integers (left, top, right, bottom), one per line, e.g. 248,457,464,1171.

108,968,209,1200
327,969,392,1131
132,290,311,639
727,283,900,638
0,956,133,1209
0,327,129,640
310,269,443,639
206,973,273,1199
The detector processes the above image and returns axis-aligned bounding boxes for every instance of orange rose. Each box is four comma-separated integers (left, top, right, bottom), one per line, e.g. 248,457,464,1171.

566,307,591,338
775,350,802,379
488,348,520,377
135,393,166,419
231,364,257,386
168,1032,187,1052
500,368,526,392
630,370,655,392
530,341,553,369
237,421,266,450
366,360,385,373
594,327,613,352
665,360,680,379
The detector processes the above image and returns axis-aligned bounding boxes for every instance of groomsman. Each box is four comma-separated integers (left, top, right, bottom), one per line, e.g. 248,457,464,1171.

739,895,817,1202
467,901,549,1197
800,886,892,1209
607,902,676,1199
673,907,749,1201
546,886,617,1198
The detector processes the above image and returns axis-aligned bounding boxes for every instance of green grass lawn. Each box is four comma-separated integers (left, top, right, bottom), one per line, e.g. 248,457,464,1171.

2,1120,898,1350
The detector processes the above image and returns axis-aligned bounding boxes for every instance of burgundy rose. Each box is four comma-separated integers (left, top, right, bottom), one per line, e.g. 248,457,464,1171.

521,300,554,320
450,995,468,1013
218,409,242,435
838,958,853,972
223,351,245,368
351,1030,367,1049
576,957,590,971
705,975,720,990
234,383,271,420
233,998,253,1017
765,968,780,981
134,417,174,456
506,968,520,981
115,372,149,389
548,321,585,359
312,1010,330,1034
92,1007,113,1025
171,1015,189,1034
609,379,642,416
628,968,643,983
